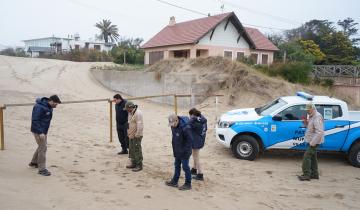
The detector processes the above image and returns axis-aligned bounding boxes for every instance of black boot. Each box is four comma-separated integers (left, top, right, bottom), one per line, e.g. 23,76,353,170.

165,180,178,188
191,168,197,175
193,173,204,181
132,166,142,172
179,183,191,191
298,174,311,181
117,149,128,155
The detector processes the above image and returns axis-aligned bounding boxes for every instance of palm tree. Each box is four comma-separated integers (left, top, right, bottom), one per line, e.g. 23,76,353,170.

95,19,120,43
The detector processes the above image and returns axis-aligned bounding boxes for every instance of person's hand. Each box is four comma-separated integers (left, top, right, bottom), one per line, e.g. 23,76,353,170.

309,142,316,147
301,116,308,126
301,116,307,122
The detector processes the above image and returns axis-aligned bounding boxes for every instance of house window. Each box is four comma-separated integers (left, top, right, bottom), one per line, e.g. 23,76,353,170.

236,52,245,61
224,50,232,59
94,45,101,51
250,53,258,64
173,50,188,58
261,54,269,65
149,51,164,65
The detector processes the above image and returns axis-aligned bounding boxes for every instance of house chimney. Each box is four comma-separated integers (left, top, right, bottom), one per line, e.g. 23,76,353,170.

169,16,176,26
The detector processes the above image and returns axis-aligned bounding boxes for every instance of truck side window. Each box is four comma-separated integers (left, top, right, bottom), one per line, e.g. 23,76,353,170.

315,105,343,120
279,105,307,121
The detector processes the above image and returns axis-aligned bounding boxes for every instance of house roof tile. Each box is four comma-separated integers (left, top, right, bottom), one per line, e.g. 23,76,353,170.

141,12,278,51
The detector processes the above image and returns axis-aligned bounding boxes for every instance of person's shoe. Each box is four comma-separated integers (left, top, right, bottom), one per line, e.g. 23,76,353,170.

191,168,197,175
132,165,143,172
28,162,38,168
179,183,192,191
311,174,319,179
117,150,128,155
126,163,136,169
165,180,178,188
298,175,311,181
193,173,204,181
38,169,51,176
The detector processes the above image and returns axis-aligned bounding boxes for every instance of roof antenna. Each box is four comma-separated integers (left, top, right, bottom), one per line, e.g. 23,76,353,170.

220,4,224,13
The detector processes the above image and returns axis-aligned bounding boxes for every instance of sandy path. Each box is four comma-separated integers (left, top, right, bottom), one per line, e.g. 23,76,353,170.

0,55,359,210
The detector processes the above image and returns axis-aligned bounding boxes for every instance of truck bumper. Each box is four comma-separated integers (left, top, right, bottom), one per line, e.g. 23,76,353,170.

215,127,237,148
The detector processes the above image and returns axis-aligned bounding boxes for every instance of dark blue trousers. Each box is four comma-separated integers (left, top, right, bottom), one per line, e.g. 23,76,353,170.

172,157,191,185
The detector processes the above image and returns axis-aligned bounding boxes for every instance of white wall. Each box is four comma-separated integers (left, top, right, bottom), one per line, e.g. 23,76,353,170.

24,37,72,52
198,20,250,49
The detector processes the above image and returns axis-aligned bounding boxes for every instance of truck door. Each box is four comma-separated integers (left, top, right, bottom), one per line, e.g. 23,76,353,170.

315,104,349,150
268,105,308,150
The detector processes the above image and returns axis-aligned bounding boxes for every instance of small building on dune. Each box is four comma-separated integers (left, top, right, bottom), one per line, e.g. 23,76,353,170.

23,34,115,57
141,12,279,65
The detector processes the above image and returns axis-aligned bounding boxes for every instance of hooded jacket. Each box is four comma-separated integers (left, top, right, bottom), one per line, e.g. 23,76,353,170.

171,116,193,159
189,115,207,149
31,97,53,135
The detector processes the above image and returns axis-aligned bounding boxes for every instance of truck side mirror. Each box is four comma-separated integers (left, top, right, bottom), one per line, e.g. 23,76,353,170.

272,114,282,121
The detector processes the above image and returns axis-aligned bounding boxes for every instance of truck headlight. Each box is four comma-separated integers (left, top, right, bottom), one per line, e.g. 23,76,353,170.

218,121,235,128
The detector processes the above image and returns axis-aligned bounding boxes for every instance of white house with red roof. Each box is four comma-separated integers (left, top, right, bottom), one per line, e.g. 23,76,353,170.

141,12,279,65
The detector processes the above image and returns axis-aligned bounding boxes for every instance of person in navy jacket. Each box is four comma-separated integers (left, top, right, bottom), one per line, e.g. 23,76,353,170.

29,95,61,176
188,108,207,181
113,94,129,155
165,114,193,190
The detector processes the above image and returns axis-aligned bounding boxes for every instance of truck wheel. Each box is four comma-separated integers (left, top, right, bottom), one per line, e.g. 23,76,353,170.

348,142,360,168
231,135,259,161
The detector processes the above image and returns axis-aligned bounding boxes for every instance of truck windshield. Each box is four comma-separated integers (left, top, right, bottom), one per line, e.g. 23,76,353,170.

256,98,287,116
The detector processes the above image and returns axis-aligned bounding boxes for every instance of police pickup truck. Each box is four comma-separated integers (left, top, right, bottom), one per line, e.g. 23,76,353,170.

216,92,360,167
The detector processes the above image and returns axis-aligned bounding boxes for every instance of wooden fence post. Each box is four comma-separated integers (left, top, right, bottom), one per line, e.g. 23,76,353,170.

215,96,219,123
109,100,113,143
174,95,178,115
0,106,5,150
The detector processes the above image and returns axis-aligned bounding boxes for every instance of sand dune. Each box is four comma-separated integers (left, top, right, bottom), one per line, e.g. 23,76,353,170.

0,55,359,210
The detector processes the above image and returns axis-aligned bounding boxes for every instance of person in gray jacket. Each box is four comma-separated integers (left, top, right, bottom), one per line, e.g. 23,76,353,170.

298,103,324,181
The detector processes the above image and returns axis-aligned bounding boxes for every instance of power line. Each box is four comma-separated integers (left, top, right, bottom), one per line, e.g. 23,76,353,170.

155,0,290,31
155,0,208,16
218,0,302,25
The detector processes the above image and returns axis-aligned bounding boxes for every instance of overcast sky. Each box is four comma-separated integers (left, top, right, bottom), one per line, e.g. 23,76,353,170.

1,0,359,47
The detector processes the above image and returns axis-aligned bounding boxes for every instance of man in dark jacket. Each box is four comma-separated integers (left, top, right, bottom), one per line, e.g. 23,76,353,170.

165,114,193,191
29,95,61,176
113,94,129,154
188,108,207,181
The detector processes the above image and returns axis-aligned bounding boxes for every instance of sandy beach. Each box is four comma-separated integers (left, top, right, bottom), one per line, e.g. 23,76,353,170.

0,55,359,210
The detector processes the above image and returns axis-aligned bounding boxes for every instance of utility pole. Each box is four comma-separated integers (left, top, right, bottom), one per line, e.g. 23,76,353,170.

283,50,287,63
123,50,126,65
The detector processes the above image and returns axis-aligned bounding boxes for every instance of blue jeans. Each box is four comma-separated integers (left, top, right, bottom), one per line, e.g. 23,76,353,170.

172,157,191,185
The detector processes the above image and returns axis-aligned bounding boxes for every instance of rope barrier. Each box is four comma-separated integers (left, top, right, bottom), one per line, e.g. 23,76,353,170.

0,94,223,150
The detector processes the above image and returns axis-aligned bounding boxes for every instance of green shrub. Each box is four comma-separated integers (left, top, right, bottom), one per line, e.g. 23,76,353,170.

236,56,255,65
257,62,313,85
0,47,28,57
110,47,144,65
321,78,334,87
40,49,112,62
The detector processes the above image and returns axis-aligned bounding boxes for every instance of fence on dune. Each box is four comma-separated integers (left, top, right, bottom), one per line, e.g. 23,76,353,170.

0,94,223,150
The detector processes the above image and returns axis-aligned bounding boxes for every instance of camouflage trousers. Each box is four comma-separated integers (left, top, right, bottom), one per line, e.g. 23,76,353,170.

129,136,143,167
302,144,319,177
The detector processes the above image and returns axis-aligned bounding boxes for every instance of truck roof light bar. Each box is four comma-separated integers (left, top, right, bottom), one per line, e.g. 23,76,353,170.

296,92,314,101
